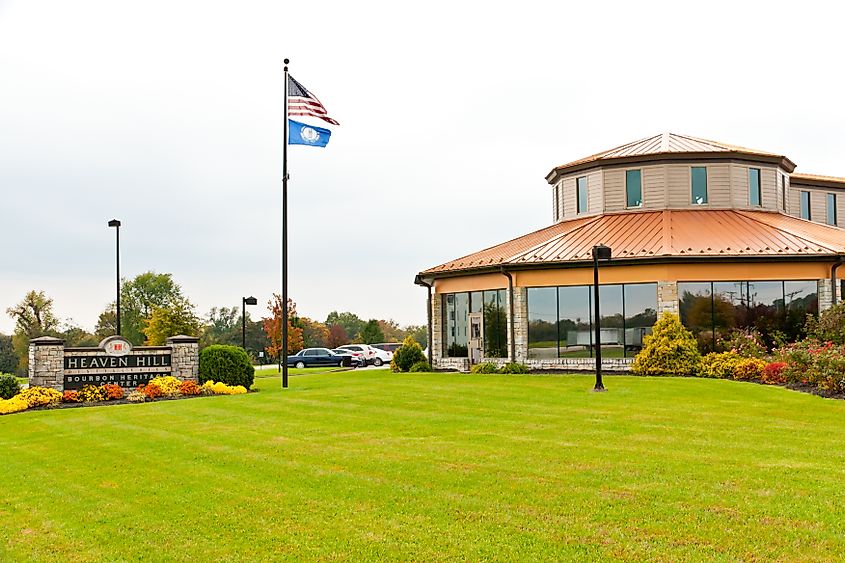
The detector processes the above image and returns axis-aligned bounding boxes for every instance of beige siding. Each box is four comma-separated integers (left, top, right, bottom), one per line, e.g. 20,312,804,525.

588,169,603,213
666,164,691,207
761,168,777,210
776,170,787,212
730,164,747,207
708,164,731,207
604,169,625,211
561,176,576,219
642,165,666,209
787,187,801,219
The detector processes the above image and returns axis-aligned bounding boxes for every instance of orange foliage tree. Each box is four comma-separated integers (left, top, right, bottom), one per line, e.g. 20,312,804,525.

263,294,304,359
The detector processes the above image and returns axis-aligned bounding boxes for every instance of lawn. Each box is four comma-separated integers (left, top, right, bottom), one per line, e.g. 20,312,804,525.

2,371,845,560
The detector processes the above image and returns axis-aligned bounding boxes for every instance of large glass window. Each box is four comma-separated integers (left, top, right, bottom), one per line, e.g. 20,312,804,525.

800,191,811,220
444,293,469,357
558,286,592,357
749,168,761,206
528,287,558,359
626,170,642,208
827,193,837,226
528,283,657,359
577,176,588,214
680,280,818,351
483,289,508,358
691,167,708,204
624,284,658,355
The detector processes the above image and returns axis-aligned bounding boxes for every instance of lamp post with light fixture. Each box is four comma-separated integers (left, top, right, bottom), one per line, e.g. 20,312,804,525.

592,244,612,391
108,219,121,335
242,296,258,349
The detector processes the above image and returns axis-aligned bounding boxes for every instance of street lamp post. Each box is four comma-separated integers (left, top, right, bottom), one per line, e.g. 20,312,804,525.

242,296,258,349
592,244,612,391
108,219,121,335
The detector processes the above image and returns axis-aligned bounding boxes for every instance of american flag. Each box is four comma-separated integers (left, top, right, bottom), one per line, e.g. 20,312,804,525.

287,75,339,126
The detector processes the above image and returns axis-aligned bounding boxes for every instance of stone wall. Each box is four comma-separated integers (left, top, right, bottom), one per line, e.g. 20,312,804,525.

527,357,632,372
168,335,199,381
512,287,528,362
28,336,65,390
430,293,443,368
657,281,679,316
818,279,833,312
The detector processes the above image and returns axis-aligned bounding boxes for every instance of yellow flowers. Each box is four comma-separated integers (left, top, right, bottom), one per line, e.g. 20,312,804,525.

0,386,62,415
201,380,248,395
149,376,183,397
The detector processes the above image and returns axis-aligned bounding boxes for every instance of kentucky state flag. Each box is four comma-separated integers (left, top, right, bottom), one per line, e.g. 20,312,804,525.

288,119,331,147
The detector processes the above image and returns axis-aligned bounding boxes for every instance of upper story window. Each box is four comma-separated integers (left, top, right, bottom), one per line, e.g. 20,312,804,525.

691,167,708,205
626,170,642,208
800,191,811,220
749,168,762,206
553,186,559,221
827,193,837,226
577,176,588,214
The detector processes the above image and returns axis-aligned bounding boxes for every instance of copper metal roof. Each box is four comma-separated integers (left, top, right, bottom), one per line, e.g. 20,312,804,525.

546,133,796,182
420,209,845,276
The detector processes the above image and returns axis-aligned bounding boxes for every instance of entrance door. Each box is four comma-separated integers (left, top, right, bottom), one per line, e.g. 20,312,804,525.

468,313,484,364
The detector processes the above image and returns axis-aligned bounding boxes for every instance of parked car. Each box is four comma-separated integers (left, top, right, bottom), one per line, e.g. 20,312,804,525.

371,347,393,366
287,348,351,368
337,344,383,366
332,348,365,367
373,342,402,354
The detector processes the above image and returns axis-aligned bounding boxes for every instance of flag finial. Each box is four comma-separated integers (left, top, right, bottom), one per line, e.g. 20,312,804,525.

283,58,289,71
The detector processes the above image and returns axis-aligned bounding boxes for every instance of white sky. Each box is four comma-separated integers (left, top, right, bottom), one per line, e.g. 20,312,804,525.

2,0,844,334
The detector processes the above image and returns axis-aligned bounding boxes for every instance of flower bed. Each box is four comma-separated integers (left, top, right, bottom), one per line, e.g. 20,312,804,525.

0,376,252,416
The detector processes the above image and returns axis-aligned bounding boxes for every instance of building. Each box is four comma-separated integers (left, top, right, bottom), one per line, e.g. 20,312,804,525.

415,133,845,371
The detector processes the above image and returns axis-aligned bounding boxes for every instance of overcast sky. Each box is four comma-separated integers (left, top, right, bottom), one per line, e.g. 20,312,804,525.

2,0,844,335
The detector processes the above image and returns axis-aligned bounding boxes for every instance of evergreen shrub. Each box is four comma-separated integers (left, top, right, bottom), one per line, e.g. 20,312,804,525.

631,312,701,376
391,336,426,372
199,345,255,389
0,373,20,400
408,361,431,373
733,357,767,381
470,362,499,374
498,362,529,374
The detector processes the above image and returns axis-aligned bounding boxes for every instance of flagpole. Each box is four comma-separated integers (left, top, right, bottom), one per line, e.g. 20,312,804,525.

282,58,290,390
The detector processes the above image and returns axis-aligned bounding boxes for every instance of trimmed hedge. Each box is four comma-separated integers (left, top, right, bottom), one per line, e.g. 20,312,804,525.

199,345,255,389
0,373,20,400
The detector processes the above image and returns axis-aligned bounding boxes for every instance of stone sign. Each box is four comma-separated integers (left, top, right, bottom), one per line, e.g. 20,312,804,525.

29,334,199,391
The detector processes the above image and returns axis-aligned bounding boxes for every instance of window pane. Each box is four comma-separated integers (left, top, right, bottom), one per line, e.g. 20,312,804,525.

597,285,624,358
784,281,818,340
483,290,507,358
691,167,708,204
626,170,642,207
624,283,657,357
749,168,761,206
577,177,588,214
746,281,784,347
559,286,592,358
679,282,714,352
827,193,837,225
800,191,811,220
446,293,469,357
528,287,558,359
444,294,455,357
470,291,483,314
712,282,745,343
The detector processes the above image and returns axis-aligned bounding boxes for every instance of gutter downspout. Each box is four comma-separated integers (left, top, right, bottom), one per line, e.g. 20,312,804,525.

832,257,844,306
414,275,434,364
500,268,516,363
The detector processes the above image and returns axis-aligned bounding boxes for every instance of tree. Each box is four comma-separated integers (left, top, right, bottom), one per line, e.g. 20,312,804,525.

7,290,60,375
377,319,404,342
263,294,304,360
325,311,365,342
104,271,189,345
360,319,385,344
143,299,201,345
326,324,349,348
61,320,99,347
200,306,241,348
300,317,329,348
0,333,18,374
405,325,428,349
94,306,118,338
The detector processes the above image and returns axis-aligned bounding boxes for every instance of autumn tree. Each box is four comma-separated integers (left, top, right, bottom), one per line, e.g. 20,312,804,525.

325,311,365,342
377,319,404,342
143,299,201,345
263,294,304,360
300,317,329,348
327,324,349,348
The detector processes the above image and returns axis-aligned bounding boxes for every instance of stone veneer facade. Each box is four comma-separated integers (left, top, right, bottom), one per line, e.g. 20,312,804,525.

29,335,199,391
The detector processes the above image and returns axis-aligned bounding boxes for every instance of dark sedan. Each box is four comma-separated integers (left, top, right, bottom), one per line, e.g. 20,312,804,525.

287,348,352,368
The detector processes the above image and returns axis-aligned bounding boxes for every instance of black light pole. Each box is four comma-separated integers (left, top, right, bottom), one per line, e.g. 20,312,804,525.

592,244,611,391
242,296,257,349
108,219,121,335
